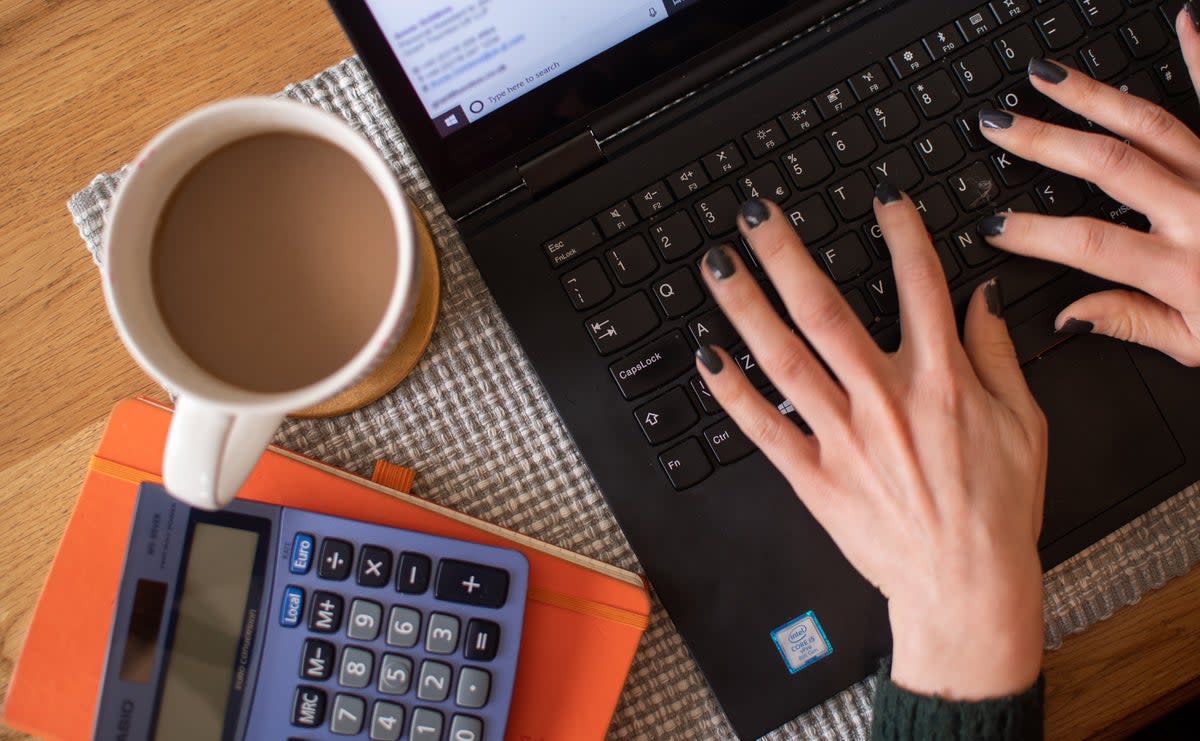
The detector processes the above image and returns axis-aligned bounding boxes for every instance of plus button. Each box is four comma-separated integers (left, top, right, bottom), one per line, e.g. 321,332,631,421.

461,576,481,594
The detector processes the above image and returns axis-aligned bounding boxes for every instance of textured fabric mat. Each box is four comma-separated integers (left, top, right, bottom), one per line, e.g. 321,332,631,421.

69,57,1200,740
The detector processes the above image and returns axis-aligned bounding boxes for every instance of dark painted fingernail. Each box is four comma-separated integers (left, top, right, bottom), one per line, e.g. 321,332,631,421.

985,278,1005,318
704,245,736,280
979,108,1014,130
1186,2,1200,33
875,182,902,205
1029,58,1068,84
741,198,770,228
978,214,1007,237
1057,318,1095,335
697,346,724,374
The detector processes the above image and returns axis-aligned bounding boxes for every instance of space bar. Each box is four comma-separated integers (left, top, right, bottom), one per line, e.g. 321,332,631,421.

951,257,1069,319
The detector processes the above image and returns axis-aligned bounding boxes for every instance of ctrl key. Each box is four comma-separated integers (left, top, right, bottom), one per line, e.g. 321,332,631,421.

659,438,713,490
291,686,327,728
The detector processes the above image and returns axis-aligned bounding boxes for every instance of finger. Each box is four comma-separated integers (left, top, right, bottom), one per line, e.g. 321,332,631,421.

874,184,959,360
1055,289,1200,367
979,211,1185,305
1024,57,1200,182
700,244,849,426
695,345,823,490
962,279,1038,419
977,107,1194,225
1178,5,1200,106
737,198,888,392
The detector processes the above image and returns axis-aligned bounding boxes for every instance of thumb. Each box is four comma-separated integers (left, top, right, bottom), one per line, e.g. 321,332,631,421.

963,278,1037,416
1056,290,1200,368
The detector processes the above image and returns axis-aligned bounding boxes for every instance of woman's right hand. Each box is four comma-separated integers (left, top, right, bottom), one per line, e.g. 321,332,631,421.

977,9,1200,367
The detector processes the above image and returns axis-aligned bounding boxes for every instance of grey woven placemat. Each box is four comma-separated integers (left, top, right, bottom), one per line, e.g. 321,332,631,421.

69,57,1200,740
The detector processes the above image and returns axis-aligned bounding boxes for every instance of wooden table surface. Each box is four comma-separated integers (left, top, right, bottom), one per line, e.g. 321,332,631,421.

1,1,1198,738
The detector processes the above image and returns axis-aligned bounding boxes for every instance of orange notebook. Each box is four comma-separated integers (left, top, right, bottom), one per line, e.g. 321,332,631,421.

3,398,651,740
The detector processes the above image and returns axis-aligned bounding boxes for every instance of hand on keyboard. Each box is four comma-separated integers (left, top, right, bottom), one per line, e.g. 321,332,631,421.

695,194,1047,701
978,10,1200,368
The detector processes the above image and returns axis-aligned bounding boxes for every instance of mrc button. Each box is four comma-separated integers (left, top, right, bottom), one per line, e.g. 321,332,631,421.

290,533,314,574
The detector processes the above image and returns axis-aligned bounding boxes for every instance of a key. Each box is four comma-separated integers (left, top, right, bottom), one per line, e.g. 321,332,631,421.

609,331,693,399
997,79,1048,118
956,112,989,151
595,201,639,239
951,226,1001,266
1117,69,1162,105
702,142,745,179
654,267,704,318
543,221,601,268
914,124,965,173
308,591,344,633
703,417,756,464
1120,13,1169,59
1156,52,1193,96
865,272,899,316
1035,173,1088,215
378,654,414,694
994,25,1044,73
992,148,1041,186
690,375,723,414
1095,197,1151,231
456,667,491,709
606,235,658,286
1075,0,1122,27
844,288,877,327
1080,34,1130,80
292,686,328,728
652,211,704,261
386,606,421,648
739,162,790,202
826,116,877,164
632,181,674,219
659,437,713,489
1036,5,1086,50
732,348,770,387
949,161,1001,211
912,70,962,119
347,599,383,641
464,618,501,661
688,308,739,348
817,233,872,283
958,5,1000,39
778,100,822,138
913,185,959,231
889,41,933,78
666,162,709,198
849,64,891,99
331,694,366,735
395,552,431,594
867,93,921,142
990,0,1032,23
780,139,835,189
318,539,353,580
816,81,855,119
370,702,405,741
409,708,444,741
586,292,660,355
828,171,875,220
301,639,335,680
339,646,375,689
924,23,967,60
561,260,613,311
434,559,510,608
416,661,452,703
863,221,889,259
783,194,837,244
635,387,700,445
935,240,963,281
1161,1,1188,32
953,46,1005,96
695,188,741,236
356,546,393,588
424,613,460,654
869,149,923,189
744,120,789,158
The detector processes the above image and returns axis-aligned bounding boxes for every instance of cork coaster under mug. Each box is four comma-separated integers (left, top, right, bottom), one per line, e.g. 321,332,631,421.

293,203,441,418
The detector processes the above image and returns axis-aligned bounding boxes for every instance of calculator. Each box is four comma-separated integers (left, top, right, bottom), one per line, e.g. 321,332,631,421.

93,483,529,741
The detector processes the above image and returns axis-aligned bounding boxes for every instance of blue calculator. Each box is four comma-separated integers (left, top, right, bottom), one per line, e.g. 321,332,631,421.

94,483,529,741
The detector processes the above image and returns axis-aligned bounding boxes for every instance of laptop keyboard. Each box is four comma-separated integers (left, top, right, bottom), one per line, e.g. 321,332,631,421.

544,0,1195,491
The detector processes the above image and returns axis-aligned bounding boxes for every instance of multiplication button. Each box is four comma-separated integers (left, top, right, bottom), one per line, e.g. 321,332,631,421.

357,545,393,587
425,613,460,654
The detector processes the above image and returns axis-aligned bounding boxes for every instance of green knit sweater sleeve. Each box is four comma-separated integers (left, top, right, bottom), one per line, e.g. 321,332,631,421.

870,662,1044,740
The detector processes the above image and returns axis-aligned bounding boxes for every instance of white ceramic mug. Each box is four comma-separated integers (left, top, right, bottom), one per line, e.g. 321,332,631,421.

103,97,417,510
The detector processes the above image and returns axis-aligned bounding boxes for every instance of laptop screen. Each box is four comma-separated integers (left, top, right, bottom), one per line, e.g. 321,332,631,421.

364,1,705,137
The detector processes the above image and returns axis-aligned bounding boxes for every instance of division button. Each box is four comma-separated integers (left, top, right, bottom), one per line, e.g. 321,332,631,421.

318,538,353,581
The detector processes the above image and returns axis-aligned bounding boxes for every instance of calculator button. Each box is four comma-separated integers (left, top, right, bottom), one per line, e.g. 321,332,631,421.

318,538,353,580
309,591,345,633
339,646,375,689
455,667,491,709
434,559,510,608
396,552,432,594
300,639,335,681
290,533,315,574
387,606,422,648
330,694,366,735
378,654,414,695
347,599,383,641
281,586,305,628
450,715,484,741
410,708,444,741
292,686,327,728
426,612,461,655
417,660,453,702
463,619,500,662
357,545,393,587
370,701,405,741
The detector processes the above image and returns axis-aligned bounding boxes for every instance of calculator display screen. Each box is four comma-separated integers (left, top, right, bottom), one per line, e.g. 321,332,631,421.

153,522,260,741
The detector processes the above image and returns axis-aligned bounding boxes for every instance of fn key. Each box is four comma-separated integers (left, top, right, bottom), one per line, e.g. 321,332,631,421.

659,438,713,490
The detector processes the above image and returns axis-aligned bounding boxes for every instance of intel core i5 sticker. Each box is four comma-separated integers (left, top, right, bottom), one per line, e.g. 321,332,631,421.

771,611,832,673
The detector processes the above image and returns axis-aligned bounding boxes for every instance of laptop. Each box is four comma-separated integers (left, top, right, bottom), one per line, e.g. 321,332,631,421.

328,1,1200,736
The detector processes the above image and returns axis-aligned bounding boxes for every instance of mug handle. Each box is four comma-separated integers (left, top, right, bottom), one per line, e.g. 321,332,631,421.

163,395,284,510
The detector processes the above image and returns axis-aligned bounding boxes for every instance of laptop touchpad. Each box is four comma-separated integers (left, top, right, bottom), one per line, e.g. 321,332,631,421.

1023,336,1183,548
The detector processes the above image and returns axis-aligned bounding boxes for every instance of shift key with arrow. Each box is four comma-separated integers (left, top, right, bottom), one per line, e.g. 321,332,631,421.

634,387,700,444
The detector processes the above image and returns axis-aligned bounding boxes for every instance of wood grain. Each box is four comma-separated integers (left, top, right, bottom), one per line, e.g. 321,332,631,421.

0,1,1196,739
